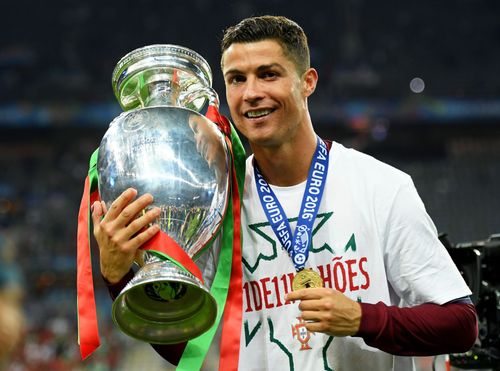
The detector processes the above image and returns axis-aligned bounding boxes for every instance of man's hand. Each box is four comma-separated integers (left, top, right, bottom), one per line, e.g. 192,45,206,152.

91,188,161,284
285,287,362,336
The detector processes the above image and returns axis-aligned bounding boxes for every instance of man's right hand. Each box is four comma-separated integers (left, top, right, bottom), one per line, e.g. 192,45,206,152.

91,188,161,284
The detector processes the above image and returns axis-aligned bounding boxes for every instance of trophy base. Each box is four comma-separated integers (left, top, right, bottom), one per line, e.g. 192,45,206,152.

112,260,217,344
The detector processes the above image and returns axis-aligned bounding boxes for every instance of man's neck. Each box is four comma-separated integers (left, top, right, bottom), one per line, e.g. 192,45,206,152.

251,132,318,187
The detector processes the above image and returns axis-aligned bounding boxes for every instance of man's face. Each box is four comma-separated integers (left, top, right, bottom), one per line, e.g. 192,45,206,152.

221,40,314,148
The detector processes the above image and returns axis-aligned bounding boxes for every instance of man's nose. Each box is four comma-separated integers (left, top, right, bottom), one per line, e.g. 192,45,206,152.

242,77,263,102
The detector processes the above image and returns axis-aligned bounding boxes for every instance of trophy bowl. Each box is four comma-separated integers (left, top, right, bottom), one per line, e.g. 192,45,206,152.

96,45,230,344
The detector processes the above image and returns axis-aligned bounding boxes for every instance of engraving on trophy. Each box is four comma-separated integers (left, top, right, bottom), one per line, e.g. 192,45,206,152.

122,110,149,132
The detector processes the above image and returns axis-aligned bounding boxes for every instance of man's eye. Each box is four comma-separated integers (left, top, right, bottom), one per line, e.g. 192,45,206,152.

261,72,277,79
230,76,245,84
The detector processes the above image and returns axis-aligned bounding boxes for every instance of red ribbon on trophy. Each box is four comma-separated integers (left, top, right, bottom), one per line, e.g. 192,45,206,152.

76,175,101,360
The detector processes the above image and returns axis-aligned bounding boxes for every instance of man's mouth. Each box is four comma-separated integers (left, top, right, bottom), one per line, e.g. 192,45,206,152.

244,108,275,119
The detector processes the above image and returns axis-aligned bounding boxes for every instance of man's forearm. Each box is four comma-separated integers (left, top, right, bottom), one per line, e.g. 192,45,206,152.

356,301,478,356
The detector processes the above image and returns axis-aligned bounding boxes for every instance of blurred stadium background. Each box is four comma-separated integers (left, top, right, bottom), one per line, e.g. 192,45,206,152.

0,0,499,370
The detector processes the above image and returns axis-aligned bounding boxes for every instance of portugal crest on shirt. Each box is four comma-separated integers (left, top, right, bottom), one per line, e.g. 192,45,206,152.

291,317,315,350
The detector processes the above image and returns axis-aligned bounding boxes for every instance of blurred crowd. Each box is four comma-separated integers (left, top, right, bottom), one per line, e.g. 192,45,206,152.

0,128,127,370
2,0,500,105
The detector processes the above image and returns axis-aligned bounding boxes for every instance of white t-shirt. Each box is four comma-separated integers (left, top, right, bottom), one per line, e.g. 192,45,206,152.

236,141,471,371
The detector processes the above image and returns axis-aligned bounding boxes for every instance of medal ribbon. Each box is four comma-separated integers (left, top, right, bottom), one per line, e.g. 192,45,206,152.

254,137,329,271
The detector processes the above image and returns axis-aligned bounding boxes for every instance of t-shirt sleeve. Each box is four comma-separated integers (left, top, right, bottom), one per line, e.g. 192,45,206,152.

382,178,471,306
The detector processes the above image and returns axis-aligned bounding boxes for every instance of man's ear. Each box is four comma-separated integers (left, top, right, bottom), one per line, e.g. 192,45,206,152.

302,68,318,97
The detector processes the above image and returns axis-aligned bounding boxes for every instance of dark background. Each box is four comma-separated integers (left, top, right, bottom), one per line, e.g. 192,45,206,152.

0,1,499,369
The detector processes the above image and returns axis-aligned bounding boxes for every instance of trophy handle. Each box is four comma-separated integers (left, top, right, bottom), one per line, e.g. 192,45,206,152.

179,87,219,111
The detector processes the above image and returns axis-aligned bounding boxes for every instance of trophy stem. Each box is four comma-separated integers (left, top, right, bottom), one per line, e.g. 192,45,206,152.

144,80,180,107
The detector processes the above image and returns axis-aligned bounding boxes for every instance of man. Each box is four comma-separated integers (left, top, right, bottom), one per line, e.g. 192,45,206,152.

92,15,477,370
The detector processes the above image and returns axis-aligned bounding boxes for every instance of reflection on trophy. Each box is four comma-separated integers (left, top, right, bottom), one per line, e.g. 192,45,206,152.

97,45,230,344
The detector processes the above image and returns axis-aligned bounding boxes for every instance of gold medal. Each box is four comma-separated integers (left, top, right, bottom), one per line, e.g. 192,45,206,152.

292,268,324,291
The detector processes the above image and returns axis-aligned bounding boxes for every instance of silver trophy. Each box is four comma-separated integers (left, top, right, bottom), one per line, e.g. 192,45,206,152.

97,45,230,344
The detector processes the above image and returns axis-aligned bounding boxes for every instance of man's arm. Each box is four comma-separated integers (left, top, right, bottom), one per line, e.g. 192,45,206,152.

286,288,477,356
356,300,477,356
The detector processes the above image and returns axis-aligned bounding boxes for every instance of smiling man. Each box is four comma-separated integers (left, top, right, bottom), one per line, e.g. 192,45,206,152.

219,15,477,370
94,15,477,371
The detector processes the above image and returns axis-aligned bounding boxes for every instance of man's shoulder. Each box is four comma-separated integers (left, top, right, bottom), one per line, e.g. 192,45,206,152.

330,140,411,184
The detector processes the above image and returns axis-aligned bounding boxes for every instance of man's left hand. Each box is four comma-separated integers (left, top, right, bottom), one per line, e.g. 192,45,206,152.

285,288,362,336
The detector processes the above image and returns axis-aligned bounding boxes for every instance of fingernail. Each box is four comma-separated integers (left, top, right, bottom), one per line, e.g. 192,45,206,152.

90,204,95,212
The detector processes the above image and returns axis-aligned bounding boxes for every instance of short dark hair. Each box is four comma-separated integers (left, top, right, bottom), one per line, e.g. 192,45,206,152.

221,15,310,74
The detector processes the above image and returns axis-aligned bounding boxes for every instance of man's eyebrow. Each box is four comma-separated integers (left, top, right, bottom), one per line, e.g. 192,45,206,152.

223,63,285,77
256,63,285,72
223,68,243,78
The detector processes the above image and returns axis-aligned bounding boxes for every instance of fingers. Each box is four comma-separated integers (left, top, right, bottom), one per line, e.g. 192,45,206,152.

300,310,322,327
295,292,333,313
92,188,160,248
91,200,106,237
289,289,362,337
297,299,321,312
101,200,108,214
91,200,104,218
103,188,138,222
129,223,160,249
97,188,157,229
301,321,325,334
120,207,161,244
91,188,162,284
115,193,155,227
286,287,325,302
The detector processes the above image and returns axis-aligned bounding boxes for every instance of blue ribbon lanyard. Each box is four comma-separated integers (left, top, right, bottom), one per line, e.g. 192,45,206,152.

254,137,329,271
